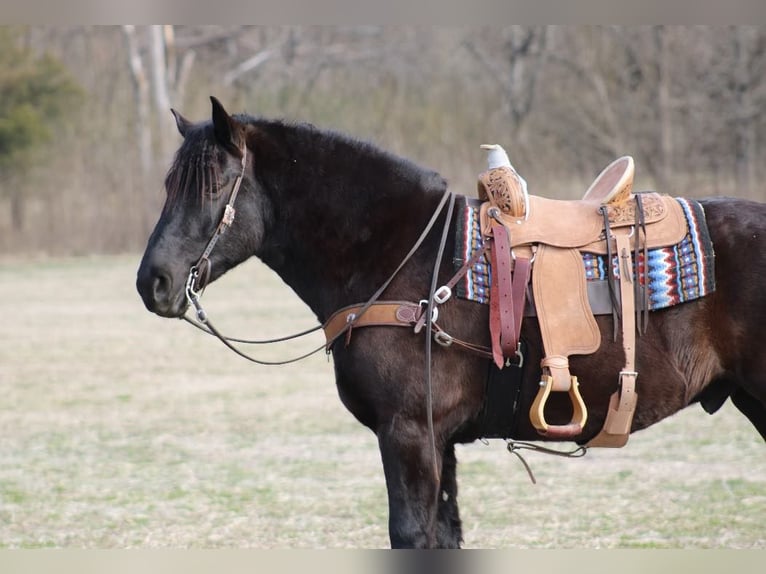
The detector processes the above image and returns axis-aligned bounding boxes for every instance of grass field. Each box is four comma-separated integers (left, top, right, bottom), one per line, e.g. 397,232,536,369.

1,255,764,548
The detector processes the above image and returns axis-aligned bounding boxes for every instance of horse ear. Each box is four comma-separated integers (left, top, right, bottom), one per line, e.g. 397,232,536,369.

210,96,242,150
171,109,192,138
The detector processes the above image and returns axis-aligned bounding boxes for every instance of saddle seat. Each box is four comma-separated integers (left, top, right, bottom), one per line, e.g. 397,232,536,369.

477,152,689,447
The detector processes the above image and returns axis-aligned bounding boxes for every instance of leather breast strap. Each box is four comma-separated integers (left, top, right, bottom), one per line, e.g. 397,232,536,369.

323,235,495,360
323,301,493,360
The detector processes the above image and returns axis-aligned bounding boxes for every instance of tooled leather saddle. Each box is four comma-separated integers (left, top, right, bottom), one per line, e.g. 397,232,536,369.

478,153,688,447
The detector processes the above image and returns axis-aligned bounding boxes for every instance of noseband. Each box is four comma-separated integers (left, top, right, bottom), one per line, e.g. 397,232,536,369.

185,145,248,318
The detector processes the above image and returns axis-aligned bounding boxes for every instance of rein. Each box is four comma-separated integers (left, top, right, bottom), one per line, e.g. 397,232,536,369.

425,191,456,483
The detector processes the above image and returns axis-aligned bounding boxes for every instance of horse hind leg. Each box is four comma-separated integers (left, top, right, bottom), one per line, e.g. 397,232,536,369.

724,354,766,441
731,387,766,441
694,376,766,441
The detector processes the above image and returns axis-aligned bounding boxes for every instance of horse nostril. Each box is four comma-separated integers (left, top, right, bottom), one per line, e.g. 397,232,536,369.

152,270,172,301
137,263,175,312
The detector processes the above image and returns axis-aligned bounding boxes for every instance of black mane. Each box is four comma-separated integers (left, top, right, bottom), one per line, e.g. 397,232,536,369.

247,117,448,205
164,114,447,213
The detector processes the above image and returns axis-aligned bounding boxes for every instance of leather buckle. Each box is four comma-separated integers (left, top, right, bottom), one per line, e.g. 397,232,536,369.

418,300,438,323
413,300,438,334
434,331,453,347
433,285,452,304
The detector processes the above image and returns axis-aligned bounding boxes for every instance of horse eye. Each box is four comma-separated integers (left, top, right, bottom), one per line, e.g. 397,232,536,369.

206,173,230,199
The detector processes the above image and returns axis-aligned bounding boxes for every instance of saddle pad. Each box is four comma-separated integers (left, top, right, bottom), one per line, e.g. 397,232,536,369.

454,196,715,311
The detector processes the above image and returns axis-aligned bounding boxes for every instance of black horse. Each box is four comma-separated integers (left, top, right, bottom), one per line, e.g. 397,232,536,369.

137,97,766,548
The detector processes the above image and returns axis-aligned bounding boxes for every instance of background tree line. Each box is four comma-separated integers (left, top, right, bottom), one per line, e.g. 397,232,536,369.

0,25,764,256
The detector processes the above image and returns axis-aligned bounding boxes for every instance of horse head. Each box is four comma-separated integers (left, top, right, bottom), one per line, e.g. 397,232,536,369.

136,97,272,318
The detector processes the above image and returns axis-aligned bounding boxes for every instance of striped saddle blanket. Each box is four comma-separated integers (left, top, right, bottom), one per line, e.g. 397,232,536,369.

453,195,715,312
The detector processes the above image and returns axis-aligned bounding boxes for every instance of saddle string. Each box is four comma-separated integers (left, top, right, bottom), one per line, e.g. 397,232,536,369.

505,440,588,485
634,193,650,335
601,193,651,342
600,206,620,342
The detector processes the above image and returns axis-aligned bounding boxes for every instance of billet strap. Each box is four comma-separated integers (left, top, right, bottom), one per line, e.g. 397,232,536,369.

587,232,638,448
485,208,532,369
511,256,531,347
489,220,516,368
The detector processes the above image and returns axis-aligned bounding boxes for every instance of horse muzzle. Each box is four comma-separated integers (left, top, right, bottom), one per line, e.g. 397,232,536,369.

136,262,189,318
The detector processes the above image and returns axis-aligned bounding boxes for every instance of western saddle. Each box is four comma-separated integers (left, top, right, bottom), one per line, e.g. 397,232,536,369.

478,150,688,447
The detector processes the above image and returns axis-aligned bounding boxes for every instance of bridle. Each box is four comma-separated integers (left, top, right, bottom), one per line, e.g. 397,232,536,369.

181,143,459,372
185,145,248,301
182,143,329,365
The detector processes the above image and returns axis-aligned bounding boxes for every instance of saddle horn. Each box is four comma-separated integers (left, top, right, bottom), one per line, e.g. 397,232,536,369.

477,144,529,219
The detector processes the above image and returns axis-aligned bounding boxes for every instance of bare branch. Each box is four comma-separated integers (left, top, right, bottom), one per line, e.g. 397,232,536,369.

223,49,274,86
122,25,151,180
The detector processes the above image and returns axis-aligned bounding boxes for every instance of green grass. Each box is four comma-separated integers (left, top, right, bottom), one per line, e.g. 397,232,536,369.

1,255,764,548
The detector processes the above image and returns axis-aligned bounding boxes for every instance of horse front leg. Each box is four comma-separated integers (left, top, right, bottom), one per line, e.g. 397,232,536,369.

377,417,443,548
435,442,463,548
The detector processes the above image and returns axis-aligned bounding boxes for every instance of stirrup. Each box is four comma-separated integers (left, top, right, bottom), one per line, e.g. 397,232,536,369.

529,374,588,440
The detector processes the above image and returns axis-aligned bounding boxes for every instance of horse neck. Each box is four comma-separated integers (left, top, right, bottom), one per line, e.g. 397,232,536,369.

256,134,449,321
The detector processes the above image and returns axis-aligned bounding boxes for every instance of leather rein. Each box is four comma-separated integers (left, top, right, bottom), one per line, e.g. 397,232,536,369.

181,144,492,367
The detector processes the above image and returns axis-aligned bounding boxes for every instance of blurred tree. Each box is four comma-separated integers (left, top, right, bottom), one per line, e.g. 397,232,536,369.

0,27,81,231
463,26,549,143
2,25,765,255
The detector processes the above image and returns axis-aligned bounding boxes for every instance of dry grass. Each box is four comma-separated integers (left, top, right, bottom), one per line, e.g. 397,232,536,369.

0,255,764,548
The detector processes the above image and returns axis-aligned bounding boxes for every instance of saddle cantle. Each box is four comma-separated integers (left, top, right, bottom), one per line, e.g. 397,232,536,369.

582,155,634,205
477,148,690,446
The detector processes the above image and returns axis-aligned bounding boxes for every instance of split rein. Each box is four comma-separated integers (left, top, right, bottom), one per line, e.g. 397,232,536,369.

181,143,461,367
